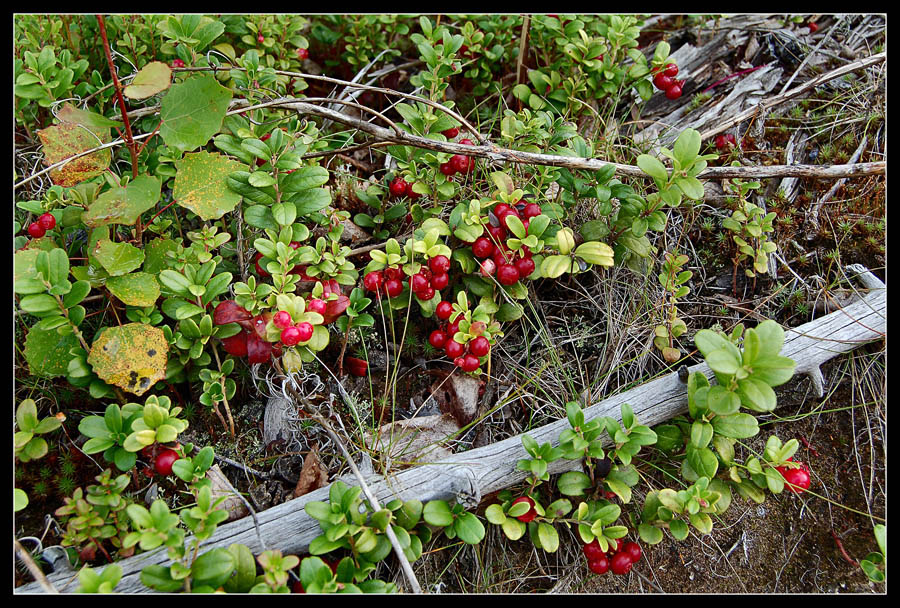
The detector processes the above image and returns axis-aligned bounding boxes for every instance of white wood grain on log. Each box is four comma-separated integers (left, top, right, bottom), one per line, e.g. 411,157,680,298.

17,267,885,594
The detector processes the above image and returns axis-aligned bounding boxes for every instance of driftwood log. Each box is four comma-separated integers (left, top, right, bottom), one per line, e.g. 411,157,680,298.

17,265,885,594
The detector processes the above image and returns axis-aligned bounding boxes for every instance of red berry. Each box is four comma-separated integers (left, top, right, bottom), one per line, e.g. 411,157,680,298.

472,237,494,258
417,286,435,301
430,272,449,291
446,318,461,337
27,222,45,238
497,209,520,231
469,336,490,357
653,72,674,90
450,154,470,174
588,555,610,575
610,552,633,576
511,496,537,523
583,540,605,561
172,58,185,68
442,127,459,138
497,264,520,286
459,138,474,146
410,273,430,294
38,213,56,230
439,162,456,176
726,133,737,147
781,465,811,493
487,224,507,243
808,22,818,33
281,326,302,346
436,301,454,321
663,63,679,78
445,339,465,359
154,448,179,476
461,354,480,372
665,83,683,100
429,255,450,275
221,332,249,357
292,580,306,593
454,356,466,368
296,48,309,60
715,134,728,149
623,541,642,563
273,311,293,329
257,33,265,44
493,203,511,219
384,278,403,298
363,270,384,293
384,266,403,281
605,538,619,556
390,177,409,198
515,257,536,279
479,258,497,277
429,330,448,349
296,322,314,343
307,298,326,315
522,203,541,219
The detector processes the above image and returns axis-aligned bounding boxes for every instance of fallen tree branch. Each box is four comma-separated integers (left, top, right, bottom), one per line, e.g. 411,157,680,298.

18,265,885,594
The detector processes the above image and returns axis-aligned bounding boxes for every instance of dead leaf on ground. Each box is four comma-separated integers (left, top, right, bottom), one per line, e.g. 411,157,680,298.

292,442,329,499
430,371,482,427
206,464,249,522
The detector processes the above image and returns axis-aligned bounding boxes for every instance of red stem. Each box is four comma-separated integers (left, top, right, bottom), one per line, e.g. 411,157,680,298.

831,530,859,567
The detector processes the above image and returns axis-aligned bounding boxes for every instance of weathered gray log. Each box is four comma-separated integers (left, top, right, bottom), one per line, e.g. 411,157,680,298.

17,266,885,594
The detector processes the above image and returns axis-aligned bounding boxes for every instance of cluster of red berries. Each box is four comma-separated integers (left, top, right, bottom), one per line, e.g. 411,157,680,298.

172,58,185,69
474,202,539,284
26,213,57,238
653,63,684,100
272,305,321,347
363,255,451,302
583,538,642,576
388,175,422,200
439,136,476,177
715,133,738,151
776,457,811,494
428,310,491,373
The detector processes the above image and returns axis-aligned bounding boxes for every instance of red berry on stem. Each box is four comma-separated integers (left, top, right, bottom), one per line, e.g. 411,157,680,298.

273,311,293,329
487,224,507,243
450,154,470,174
442,127,459,138
384,266,402,281
665,83,683,100
38,213,56,230
588,555,610,575
715,134,728,149
27,222,45,238
511,496,537,523
296,322,314,343
363,270,384,293
429,255,451,275
623,541,642,563
497,264,520,286
384,278,403,298
439,162,456,176
515,257,536,279
417,286,435,301
257,33,265,44
523,203,541,219
493,203,511,219
781,466,811,493
610,552,633,576
445,339,465,359
296,48,309,60
446,318,461,338
472,237,494,258
454,356,466,368
461,354,480,372
430,272,449,291
281,326,302,346
390,177,409,198
429,330,447,349
583,540,605,561
808,22,818,33
459,138,474,146
480,258,497,277
436,301,454,321
653,72,674,90
307,298,326,315
410,273,430,294
469,336,490,357
664,63,679,78
154,449,179,476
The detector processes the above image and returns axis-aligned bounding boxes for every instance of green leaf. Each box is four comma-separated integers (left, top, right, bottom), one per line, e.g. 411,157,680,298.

93,240,144,277
423,500,453,527
159,73,232,153
736,378,777,412
557,471,593,497
639,523,664,545
637,154,668,182
707,385,741,416
25,326,79,378
123,61,172,99
536,522,559,552
173,151,246,221
82,175,161,228
455,511,485,545
750,355,796,387
686,444,718,479
106,272,161,307
705,348,741,375
191,548,235,587
281,166,330,192
712,413,759,439
669,519,689,541
673,129,701,168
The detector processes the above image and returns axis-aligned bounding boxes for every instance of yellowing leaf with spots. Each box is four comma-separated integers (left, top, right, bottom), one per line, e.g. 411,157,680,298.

173,151,246,220
88,323,168,396
106,272,161,306
37,122,111,187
